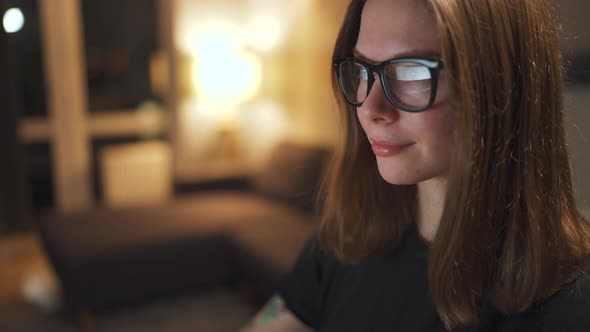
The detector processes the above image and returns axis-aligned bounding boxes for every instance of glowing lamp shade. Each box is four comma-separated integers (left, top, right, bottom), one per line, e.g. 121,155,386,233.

245,13,283,52
3,8,25,33
192,49,261,104
185,22,241,57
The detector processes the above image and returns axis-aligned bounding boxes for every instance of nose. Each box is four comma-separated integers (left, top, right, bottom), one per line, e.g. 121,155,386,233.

357,73,400,124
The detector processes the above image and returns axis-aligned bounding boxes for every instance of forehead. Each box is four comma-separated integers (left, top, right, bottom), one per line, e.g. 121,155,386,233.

356,0,441,61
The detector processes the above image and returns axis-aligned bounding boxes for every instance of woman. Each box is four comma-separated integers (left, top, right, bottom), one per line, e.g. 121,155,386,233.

242,0,590,331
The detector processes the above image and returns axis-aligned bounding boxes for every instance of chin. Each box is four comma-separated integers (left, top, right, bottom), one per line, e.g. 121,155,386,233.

376,158,431,185
378,171,422,185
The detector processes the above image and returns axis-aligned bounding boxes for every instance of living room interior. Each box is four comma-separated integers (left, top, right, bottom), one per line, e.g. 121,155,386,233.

1,0,589,331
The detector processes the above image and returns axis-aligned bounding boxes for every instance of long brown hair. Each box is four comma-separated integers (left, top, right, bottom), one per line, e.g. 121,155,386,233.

318,0,590,329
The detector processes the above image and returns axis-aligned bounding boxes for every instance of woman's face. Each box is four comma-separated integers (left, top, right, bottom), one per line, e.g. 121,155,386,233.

355,0,454,185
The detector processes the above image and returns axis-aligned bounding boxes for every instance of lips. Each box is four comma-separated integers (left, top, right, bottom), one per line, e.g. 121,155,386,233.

370,139,414,157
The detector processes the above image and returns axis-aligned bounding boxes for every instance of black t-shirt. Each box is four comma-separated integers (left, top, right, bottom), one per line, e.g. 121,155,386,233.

278,228,590,331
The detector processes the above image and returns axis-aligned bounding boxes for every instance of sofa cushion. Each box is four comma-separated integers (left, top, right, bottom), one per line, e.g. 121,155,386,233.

42,193,308,258
251,142,330,214
39,192,313,309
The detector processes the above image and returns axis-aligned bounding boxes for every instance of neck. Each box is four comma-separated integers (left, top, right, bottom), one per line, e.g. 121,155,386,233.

417,177,448,243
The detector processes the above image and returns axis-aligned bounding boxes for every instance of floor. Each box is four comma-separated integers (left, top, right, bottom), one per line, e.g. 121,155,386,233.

0,232,255,332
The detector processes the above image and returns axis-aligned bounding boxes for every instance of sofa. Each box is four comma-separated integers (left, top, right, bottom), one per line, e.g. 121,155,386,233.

39,141,331,315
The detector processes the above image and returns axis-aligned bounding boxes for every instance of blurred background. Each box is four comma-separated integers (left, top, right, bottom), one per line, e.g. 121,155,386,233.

0,0,588,331
1,0,344,218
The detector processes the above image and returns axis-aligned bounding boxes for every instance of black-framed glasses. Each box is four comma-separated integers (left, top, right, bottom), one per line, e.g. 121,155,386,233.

333,57,444,112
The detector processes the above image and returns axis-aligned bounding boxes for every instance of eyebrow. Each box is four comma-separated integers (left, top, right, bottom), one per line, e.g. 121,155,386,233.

353,48,441,61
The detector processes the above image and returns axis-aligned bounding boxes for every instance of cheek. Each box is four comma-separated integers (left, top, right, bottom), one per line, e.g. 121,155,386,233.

356,108,370,135
434,70,451,104
416,102,455,148
426,75,455,141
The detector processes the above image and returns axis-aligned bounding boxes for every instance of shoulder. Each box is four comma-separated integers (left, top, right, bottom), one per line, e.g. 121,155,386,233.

534,268,590,331
277,236,342,328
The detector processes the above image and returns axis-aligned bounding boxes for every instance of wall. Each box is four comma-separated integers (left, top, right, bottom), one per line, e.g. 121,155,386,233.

565,85,590,218
557,0,590,56
558,0,590,218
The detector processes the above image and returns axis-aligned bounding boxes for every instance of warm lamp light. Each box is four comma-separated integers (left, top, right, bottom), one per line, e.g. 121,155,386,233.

190,27,262,104
181,20,241,57
244,13,283,52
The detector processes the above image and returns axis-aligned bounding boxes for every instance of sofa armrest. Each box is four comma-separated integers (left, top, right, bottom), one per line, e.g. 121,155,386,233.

175,175,252,195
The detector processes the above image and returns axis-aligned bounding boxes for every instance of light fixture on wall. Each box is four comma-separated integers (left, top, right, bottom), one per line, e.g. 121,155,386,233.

192,49,261,105
188,20,262,106
3,7,25,33
186,20,263,162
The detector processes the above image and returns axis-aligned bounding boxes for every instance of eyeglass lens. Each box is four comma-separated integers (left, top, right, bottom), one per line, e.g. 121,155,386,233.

338,61,433,109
